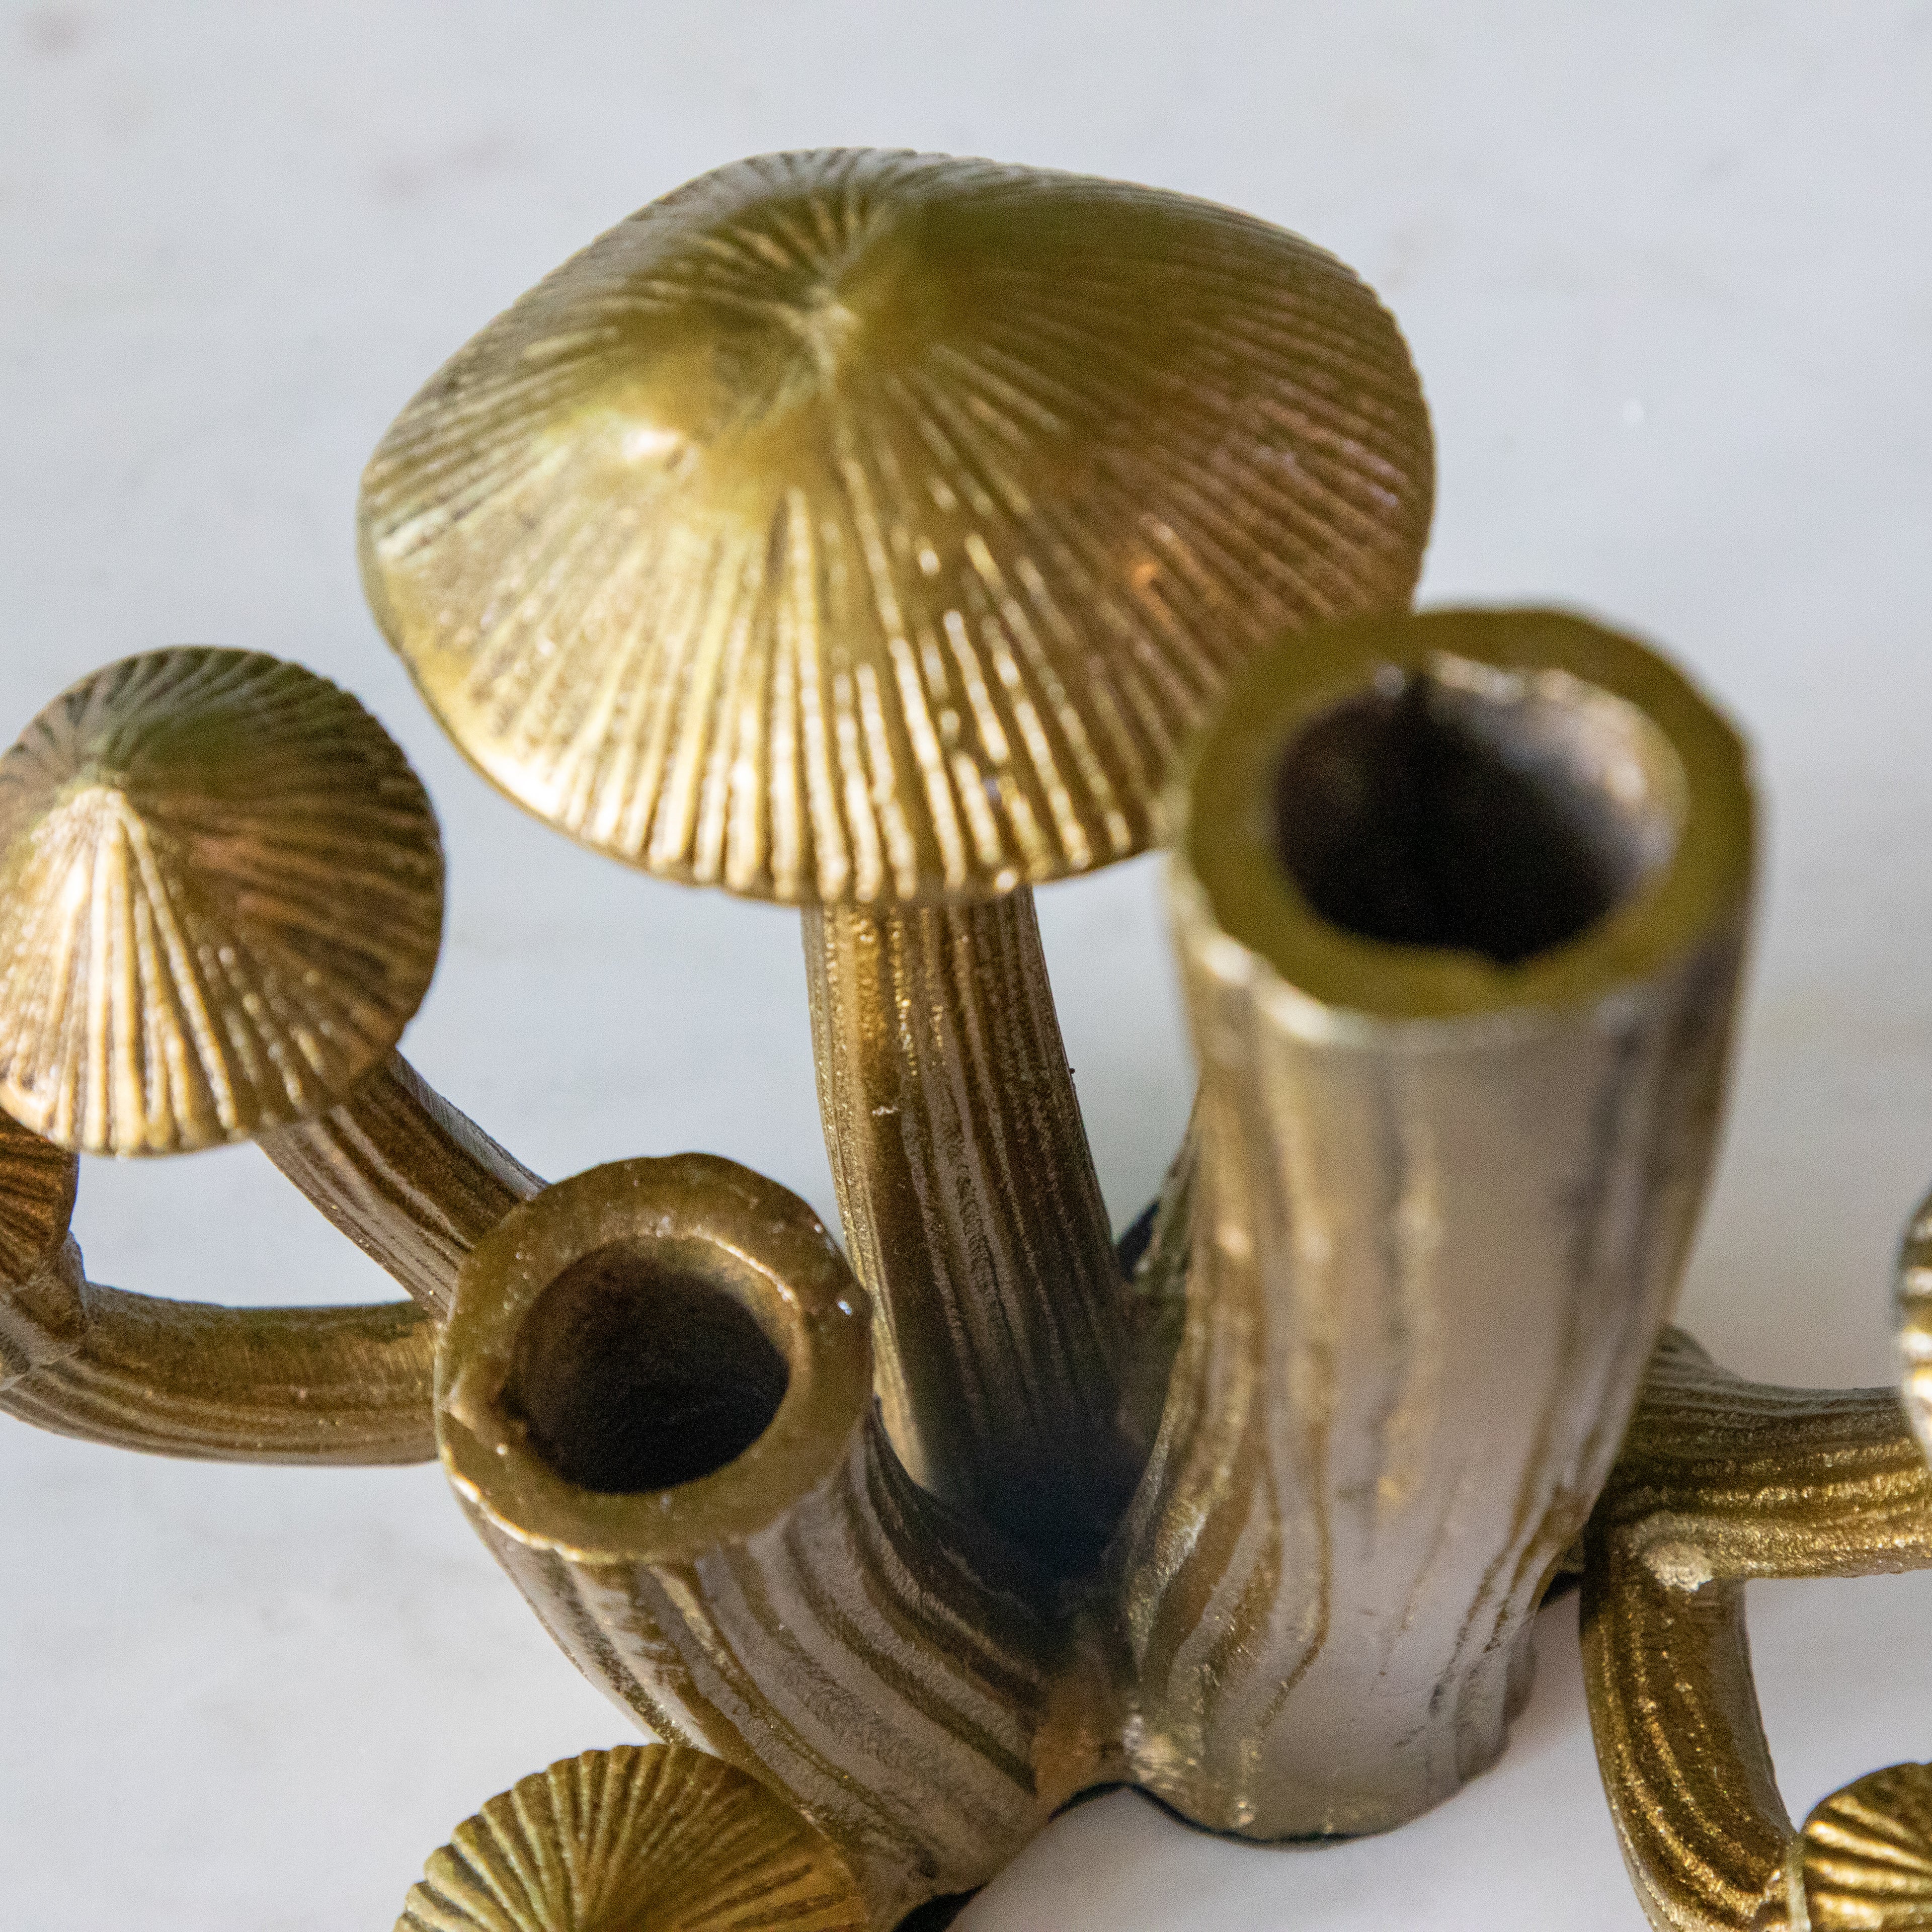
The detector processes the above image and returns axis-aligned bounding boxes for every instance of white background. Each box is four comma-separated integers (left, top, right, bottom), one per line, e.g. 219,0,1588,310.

4,4,1931,1926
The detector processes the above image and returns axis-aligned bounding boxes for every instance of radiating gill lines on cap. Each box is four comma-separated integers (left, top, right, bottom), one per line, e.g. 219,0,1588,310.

1116,459,1321,640
686,546,767,882
1237,405,1432,569
372,435,580,570
834,420,1002,885
1013,558,1157,819
1029,490,1226,718
1207,297,1429,423
373,350,604,465
462,493,630,742
1152,442,1384,621
1024,582,1186,798
562,544,695,858
963,534,1128,860
925,343,1066,446
366,376,602,548
782,490,856,902
120,804,240,1137
635,529,750,868
889,370,1026,530
950,574,1085,873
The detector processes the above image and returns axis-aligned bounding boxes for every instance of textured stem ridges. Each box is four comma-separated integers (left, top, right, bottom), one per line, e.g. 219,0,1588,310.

467,1412,1067,1928
1581,1335,1932,1931
804,892,1135,1566
261,1054,542,1319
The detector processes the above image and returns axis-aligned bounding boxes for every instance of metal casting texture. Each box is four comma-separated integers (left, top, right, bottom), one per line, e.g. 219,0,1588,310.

1121,608,1755,1836
395,1745,867,1932
357,148,1434,908
0,649,443,1154
1581,1331,1932,1931
803,891,1137,1563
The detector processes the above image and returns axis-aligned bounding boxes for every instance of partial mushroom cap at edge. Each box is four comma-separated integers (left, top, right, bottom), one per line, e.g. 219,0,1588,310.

360,146,1433,907
0,649,444,1154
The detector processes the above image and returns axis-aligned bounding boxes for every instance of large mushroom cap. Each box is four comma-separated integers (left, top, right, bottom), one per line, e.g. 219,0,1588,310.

361,147,1433,906
0,649,443,1155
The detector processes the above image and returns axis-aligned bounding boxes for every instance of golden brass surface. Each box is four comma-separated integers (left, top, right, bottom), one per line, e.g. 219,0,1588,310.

437,1151,1086,1927
1121,608,1754,1836
395,1745,867,1932
0,646,564,1461
1581,1331,1932,1931
259,1052,543,1320
804,891,1135,1562
0,649,443,1154
1799,1763,1932,1929
358,148,1432,906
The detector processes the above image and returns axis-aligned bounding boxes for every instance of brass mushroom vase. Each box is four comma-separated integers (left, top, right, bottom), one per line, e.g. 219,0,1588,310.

4,147,1931,1932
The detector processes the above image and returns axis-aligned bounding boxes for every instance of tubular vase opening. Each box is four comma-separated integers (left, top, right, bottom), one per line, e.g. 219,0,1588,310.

1115,608,1755,1839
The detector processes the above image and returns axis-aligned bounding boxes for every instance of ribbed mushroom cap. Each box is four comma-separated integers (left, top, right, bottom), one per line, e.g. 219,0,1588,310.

0,650,443,1155
360,147,1433,906
1800,1762,1932,1928
395,1745,866,1932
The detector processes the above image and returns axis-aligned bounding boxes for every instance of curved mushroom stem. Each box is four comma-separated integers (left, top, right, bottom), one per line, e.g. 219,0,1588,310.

1581,1332,1932,1931
803,892,1138,1572
257,1052,542,1319
0,1239,434,1463
0,1050,534,1463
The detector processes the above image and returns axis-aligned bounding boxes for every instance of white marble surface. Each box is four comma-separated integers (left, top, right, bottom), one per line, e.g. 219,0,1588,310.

3,4,1931,1926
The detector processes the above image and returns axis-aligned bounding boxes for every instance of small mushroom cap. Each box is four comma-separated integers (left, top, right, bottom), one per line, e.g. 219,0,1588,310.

361,147,1433,906
0,649,443,1155
395,1744,866,1932
1800,1761,1932,1927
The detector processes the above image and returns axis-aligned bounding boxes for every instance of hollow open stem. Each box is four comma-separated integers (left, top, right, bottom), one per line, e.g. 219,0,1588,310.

438,1153,1105,1929
802,893,1136,1570
258,1051,542,1319
1117,611,1754,1838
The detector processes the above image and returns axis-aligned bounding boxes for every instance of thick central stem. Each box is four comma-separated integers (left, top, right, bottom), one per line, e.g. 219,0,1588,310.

802,890,1136,1570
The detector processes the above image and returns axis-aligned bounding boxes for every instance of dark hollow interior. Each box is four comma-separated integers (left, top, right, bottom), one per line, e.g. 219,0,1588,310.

505,1242,789,1494
1272,670,1662,965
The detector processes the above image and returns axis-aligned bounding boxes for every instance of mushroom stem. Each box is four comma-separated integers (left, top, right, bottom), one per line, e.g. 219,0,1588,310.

0,1244,434,1463
1581,1332,1932,1930
802,891,1137,1570
257,1052,541,1320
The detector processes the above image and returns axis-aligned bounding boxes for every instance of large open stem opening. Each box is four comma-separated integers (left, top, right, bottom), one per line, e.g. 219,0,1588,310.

1272,658,1682,965
505,1243,789,1494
